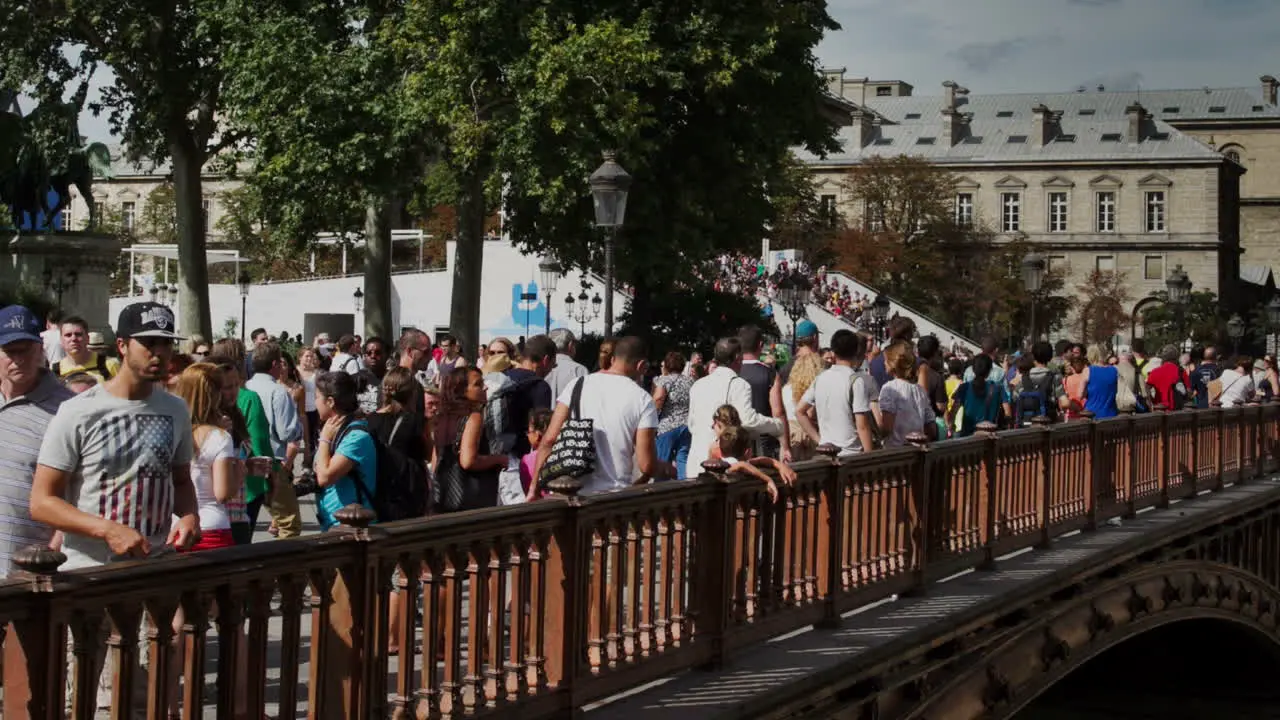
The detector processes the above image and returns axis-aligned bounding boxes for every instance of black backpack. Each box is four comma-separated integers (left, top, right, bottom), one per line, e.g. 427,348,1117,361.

1016,371,1058,425
337,416,429,523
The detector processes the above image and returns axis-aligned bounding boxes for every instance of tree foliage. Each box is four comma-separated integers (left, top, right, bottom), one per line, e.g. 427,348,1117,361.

1139,290,1222,351
828,156,1071,342
139,183,177,246
389,0,839,353
619,283,778,360
0,0,241,337
1077,270,1133,347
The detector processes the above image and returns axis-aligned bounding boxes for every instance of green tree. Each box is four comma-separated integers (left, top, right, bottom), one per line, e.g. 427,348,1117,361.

1139,290,1222,352
0,0,242,338
619,284,778,360
218,0,433,339
139,183,178,245
770,155,842,268
391,0,839,354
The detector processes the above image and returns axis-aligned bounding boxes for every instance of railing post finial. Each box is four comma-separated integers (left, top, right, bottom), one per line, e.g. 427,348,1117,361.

1030,415,1053,427
333,504,379,540
546,475,586,503
699,459,731,480
11,544,66,592
975,421,999,437
814,443,841,463
905,432,930,449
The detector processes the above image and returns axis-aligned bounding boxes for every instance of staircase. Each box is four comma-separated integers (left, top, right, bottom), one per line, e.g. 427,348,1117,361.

807,270,979,352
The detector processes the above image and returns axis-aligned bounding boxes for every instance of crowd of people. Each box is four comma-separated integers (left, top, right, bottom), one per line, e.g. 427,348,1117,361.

3,296,1277,713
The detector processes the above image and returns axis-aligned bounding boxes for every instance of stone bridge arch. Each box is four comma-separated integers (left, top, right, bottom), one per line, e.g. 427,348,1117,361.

905,561,1280,719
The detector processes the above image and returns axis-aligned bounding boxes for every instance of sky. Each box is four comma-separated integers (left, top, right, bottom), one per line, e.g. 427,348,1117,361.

816,0,1280,99
63,0,1280,142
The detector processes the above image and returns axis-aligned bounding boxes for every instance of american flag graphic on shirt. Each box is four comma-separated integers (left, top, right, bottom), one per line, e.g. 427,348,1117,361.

95,414,175,539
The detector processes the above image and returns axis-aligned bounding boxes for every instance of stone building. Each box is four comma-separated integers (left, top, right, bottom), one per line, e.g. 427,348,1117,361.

805,70,1266,338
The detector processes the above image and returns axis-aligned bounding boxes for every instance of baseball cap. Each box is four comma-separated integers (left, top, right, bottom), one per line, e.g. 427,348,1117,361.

795,319,819,339
0,305,42,347
116,302,184,340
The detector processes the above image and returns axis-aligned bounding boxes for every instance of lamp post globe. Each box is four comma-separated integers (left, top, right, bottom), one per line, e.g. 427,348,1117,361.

1166,264,1192,305
538,259,562,333
353,287,365,313
1227,313,1246,342
589,151,631,339
236,272,251,343
1021,252,1046,294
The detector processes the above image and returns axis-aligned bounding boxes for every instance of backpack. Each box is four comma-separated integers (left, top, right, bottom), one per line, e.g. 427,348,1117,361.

1016,371,1058,425
337,416,429,523
57,353,114,380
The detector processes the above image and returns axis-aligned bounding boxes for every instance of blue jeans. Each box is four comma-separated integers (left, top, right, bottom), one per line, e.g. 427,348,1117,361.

656,426,692,480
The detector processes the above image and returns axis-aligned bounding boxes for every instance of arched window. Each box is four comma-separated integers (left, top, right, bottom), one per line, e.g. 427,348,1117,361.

1222,144,1245,166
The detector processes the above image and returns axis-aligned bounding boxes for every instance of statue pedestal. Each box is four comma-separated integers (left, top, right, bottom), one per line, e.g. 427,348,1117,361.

7,233,121,334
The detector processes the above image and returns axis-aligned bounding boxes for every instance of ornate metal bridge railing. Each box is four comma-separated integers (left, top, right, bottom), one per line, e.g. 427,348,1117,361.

1,401,1278,719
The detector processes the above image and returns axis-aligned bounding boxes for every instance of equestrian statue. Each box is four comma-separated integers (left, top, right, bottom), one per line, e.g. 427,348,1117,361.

0,83,112,232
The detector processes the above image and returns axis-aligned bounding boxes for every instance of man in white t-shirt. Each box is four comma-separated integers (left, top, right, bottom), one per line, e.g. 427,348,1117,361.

30,301,200,715
533,336,673,496
795,329,878,456
685,337,785,477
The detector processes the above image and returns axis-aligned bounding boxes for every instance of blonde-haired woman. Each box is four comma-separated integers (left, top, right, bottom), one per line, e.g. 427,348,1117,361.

877,340,937,447
173,362,247,552
1080,344,1119,419
783,352,824,461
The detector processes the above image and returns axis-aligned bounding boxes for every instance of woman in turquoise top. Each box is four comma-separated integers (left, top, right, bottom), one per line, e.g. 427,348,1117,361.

313,371,378,530
1081,344,1120,419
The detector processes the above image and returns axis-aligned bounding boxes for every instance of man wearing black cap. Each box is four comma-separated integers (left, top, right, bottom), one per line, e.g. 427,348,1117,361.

0,305,74,577
31,301,201,567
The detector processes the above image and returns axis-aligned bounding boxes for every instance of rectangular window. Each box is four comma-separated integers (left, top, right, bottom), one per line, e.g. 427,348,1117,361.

1144,255,1164,281
876,86,891,96
201,199,211,235
1145,191,1166,232
1048,192,1069,232
866,201,885,232
121,201,136,231
1096,255,1116,273
955,193,974,227
1048,255,1068,274
1096,191,1116,233
1001,192,1021,232
820,194,837,226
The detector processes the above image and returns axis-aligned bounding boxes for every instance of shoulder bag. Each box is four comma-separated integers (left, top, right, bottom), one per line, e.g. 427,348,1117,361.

538,377,597,488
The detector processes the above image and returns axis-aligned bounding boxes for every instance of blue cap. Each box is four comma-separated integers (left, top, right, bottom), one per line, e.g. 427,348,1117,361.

0,305,42,347
795,319,819,339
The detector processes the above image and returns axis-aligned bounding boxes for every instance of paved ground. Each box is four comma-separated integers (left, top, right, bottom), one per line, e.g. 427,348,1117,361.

582,478,1280,719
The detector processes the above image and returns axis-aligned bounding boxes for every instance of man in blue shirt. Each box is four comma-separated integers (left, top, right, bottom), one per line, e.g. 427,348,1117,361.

1191,345,1222,408
244,341,304,537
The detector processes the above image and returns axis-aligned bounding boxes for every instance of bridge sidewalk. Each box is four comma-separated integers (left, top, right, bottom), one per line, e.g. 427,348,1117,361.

585,479,1280,719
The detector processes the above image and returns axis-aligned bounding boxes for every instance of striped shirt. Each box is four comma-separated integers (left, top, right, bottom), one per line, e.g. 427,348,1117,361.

0,372,73,577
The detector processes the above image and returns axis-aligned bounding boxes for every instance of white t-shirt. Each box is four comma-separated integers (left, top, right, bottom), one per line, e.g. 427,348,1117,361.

41,328,66,364
332,352,363,375
800,364,877,456
878,378,937,448
556,374,659,495
1218,368,1255,408
36,386,194,569
191,427,237,531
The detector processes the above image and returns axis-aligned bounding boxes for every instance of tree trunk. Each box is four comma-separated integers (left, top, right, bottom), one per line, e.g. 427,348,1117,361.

363,196,394,340
170,136,211,339
448,167,487,362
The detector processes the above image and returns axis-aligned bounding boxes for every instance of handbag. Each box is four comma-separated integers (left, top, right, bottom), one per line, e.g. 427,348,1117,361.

498,457,526,505
538,377,596,487
433,417,470,512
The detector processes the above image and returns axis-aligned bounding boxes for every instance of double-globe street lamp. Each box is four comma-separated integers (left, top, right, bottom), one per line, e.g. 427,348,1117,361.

1227,313,1246,353
1021,251,1046,344
539,259,562,334
774,271,812,351
589,152,631,340
236,271,251,342
566,289,603,338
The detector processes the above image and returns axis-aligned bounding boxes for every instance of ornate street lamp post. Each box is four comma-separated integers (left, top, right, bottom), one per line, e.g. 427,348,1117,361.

566,289,603,338
1267,296,1280,355
1021,252,1045,343
236,271,251,342
775,271,811,351
539,259,562,334
872,294,891,342
353,287,364,313
589,151,631,339
1165,264,1192,346
43,267,78,310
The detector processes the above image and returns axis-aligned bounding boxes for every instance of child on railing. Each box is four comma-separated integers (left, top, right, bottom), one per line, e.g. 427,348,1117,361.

706,404,796,498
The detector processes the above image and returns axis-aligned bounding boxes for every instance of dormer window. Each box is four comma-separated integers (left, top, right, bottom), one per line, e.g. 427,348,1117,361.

916,137,936,145
1209,106,1226,113
873,137,894,146
996,110,1014,118
1101,133,1122,142
1056,134,1077,143
1078,109,1096,116
904,112,922,119
1007,135,1027,144
1163,106,1180,113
